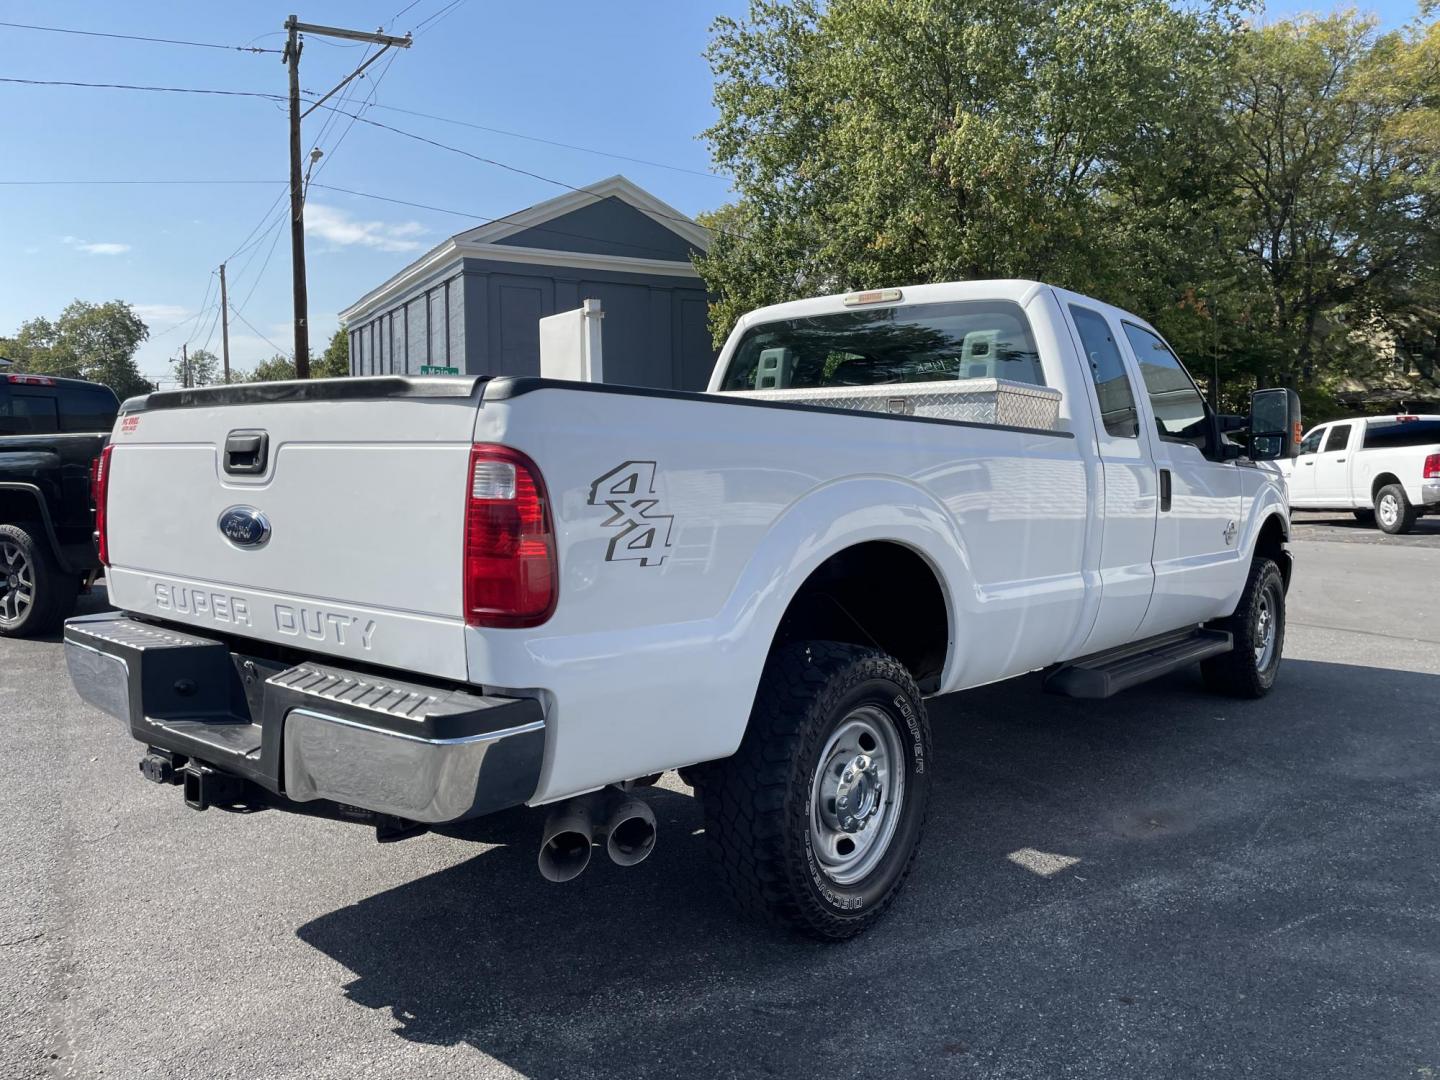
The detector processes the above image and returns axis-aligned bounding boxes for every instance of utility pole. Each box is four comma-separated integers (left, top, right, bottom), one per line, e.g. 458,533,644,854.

282,16,410,379
219,263,232,384
182,343,190,390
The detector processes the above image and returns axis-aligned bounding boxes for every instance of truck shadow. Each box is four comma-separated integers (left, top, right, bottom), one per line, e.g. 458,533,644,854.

296,658,1440,1079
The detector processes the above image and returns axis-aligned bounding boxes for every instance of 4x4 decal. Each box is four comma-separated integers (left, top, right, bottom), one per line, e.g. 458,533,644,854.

587,461,674,566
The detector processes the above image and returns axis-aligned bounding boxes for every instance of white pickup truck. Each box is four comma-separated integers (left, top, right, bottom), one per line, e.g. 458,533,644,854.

1282,414,1440,533
66,280,1301,939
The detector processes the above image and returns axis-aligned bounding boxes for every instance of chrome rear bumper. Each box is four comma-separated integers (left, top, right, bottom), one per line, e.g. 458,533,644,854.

64,612,545,824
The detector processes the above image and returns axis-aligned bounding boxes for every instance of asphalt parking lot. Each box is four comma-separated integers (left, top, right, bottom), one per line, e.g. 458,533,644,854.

5,525,1439,1080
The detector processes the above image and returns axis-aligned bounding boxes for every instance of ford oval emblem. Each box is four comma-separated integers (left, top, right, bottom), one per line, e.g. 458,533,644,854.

218,506,271,549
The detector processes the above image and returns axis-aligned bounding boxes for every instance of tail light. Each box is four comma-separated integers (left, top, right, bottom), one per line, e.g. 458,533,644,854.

463,444,557,628
92,445,114,566
1425,453,1440,480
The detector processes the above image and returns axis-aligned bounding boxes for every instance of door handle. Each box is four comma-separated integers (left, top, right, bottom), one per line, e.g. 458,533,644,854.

223,429,269,475
1159,469,1172,512
1302,460,1314,466
1336,457,1346,462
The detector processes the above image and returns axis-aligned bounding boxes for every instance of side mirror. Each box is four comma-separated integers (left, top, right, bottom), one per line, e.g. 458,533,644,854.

1248,387,1303,460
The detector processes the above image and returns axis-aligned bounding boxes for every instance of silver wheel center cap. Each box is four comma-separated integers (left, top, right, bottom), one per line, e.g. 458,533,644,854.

834,753,883,833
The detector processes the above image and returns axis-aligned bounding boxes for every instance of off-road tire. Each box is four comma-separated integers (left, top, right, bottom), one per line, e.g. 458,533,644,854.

701,641,931,941
1201,557,1285,699
0,522,78,638
1374,484,1417,535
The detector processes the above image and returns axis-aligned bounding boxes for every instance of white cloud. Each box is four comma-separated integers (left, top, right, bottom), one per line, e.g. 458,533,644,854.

304,204,427,253
62,235,131,256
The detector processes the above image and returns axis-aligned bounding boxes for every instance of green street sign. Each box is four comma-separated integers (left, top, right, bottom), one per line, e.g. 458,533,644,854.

419,365,459,375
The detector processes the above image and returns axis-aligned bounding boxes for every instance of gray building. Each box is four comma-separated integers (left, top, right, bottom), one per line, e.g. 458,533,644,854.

340,176,717,390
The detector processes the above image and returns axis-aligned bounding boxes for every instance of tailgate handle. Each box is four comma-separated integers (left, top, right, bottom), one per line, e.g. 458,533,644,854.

223,430,269,475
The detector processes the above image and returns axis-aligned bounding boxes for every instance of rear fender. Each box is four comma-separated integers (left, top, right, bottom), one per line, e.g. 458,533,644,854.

712,476,971,717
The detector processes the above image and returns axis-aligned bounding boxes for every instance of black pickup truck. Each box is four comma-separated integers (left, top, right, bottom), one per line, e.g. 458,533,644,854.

0,374,119,636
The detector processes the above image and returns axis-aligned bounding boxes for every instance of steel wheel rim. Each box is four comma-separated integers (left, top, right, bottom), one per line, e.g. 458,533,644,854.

1254,582,1280,671
1379,494,1399,528
809,705,906,886
0,540,35,624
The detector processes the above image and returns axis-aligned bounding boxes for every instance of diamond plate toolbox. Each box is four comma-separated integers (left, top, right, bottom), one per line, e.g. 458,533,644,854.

726,378,1063,431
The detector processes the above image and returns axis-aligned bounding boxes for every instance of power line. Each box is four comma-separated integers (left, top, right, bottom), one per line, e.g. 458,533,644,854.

196,299,225,355
148,306,211,341
0,20,282,53
0,179,283,186
413,0,466,34
306,101,727,238
232,217,288,319
368,103,727,179
222,197,289,265
229,305,291,358
0,76,283,100
389,0,427,27
311,50,402,189
182,273,218,351
0,76,726,184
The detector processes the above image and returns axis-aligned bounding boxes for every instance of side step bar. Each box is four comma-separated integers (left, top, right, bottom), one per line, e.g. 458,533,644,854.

1044,627,1233,699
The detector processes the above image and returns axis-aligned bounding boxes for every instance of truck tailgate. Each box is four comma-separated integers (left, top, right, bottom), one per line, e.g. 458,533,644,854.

103,381,484,681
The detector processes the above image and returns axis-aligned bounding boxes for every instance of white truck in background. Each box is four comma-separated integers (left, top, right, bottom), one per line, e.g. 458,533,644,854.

1282,414,1440,533
66,280,1301,939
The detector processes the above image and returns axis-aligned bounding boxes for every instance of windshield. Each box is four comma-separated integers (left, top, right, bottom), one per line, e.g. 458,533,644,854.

721,300,1044,392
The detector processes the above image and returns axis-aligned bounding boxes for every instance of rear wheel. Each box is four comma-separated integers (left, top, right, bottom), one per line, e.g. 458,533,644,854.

1202,557,1285,698
1375,484,1417,535
0,523,78,638
701,641,931,940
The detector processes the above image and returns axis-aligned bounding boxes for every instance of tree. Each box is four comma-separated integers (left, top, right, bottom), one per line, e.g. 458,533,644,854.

314,328,350,379
697,0,1245,344
0,300,151,398
1219,14,1440,400
171,348,221,388
697,3,1440,418
245,355,297,382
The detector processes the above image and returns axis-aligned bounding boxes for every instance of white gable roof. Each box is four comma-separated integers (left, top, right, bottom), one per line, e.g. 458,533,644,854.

340,175,710,324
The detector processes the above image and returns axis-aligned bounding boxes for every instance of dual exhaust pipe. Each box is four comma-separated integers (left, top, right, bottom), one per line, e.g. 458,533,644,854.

538,788,657,882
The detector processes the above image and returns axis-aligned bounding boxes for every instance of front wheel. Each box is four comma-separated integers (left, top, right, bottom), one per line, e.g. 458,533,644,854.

1375,484,1417,535
701,641,931,940
1202,557,1285,698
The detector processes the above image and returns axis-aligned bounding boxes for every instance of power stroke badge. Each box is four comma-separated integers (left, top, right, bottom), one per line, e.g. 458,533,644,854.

588,461,674,566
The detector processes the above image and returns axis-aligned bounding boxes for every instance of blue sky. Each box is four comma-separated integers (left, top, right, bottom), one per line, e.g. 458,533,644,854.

0,0,1425,385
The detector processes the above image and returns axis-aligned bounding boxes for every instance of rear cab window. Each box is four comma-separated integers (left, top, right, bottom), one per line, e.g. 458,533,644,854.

0,380,119,436
1069,305,1138,438
0,388,60,435
1363,418,1440,450
58,386,120,433
721,300,1045,391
